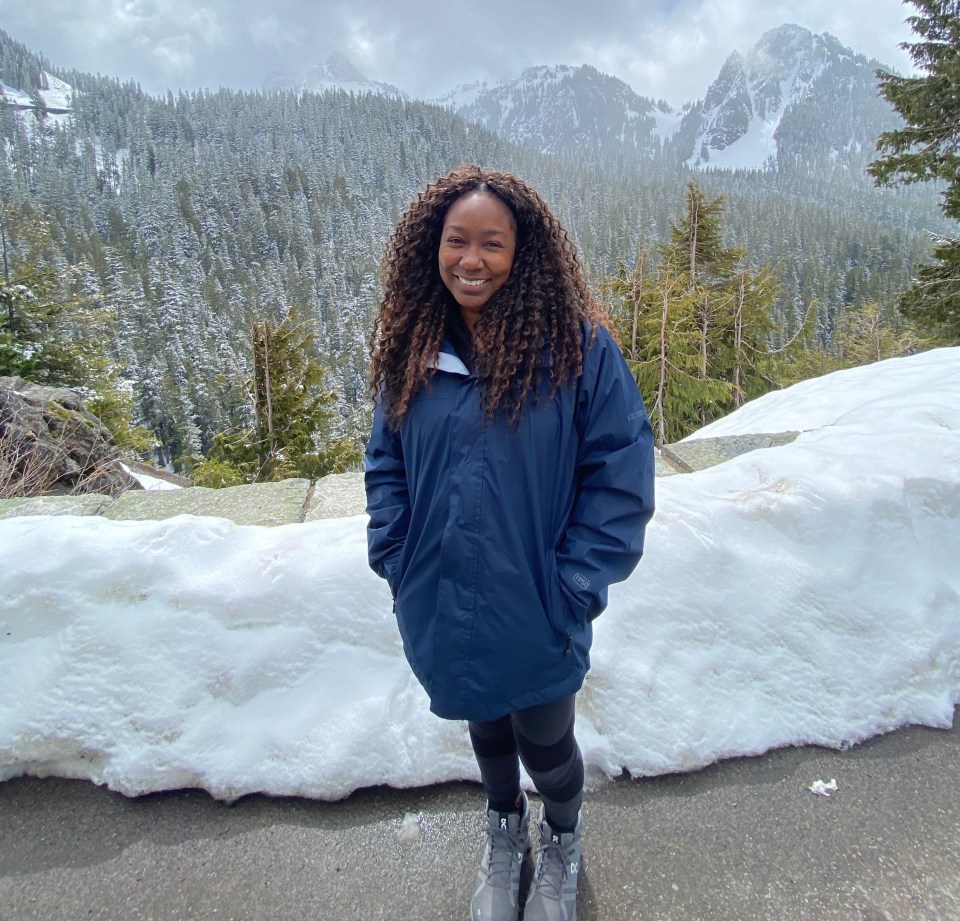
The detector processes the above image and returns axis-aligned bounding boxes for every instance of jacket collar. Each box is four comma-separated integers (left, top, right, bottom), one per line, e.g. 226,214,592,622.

430,339,471,377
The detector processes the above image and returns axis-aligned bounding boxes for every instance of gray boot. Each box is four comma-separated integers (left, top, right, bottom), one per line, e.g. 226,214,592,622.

470,792,530,921
522,806,582,921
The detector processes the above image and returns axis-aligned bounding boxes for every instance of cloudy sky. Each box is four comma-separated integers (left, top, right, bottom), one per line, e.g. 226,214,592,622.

0,0,918,105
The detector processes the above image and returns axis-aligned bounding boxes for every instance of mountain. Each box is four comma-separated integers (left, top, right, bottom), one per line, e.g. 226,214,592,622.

437,25,899,172
260,27,894,172
434,65,664,157
670,24,897,170
0,26,943,469
263,52,405,97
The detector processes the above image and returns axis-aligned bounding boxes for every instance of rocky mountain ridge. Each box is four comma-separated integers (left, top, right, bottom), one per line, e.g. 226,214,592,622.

671,24,894,169
277,23,898,171
433,64,664,158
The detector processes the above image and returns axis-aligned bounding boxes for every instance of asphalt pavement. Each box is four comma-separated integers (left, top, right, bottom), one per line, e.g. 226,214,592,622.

2,710,958,921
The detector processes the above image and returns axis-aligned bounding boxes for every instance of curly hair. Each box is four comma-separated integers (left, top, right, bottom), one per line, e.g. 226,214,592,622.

369,164,607,429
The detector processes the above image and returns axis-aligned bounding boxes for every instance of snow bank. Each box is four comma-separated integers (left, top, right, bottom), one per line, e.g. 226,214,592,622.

1,349,958,800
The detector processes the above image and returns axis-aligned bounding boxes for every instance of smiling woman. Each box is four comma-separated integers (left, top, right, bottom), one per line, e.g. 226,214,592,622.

364,165,656,921
437,191,517,330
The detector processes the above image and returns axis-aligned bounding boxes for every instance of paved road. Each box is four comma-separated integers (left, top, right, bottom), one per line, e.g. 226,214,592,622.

2,711,958,921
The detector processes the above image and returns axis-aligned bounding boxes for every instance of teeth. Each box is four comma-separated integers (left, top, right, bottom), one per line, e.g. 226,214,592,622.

457,276,488,287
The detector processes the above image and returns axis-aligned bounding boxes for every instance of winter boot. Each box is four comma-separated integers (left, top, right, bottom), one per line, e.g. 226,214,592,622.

470,792,530,921
522,807,582,921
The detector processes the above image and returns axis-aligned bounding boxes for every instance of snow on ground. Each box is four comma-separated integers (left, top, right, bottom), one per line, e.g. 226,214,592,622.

0,81,33,107
1,349,958,801
38,73,74,111
121,463,182,491
683,347,960,439
652,106,683,143
690,112,779,171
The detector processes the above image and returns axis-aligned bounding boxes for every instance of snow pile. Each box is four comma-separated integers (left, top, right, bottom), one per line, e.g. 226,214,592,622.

1,349,958,801
121,463,182,491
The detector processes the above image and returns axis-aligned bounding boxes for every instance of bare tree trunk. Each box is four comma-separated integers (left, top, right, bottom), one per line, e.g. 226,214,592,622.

732,273,746,408
251,320,261,438
262,323,274,443
688,190,699,286
630,256,644,361
698,292,710,426
1,219,14,335
655,283,669,447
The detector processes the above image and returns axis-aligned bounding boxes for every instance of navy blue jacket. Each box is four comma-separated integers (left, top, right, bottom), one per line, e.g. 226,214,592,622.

365,323,655,721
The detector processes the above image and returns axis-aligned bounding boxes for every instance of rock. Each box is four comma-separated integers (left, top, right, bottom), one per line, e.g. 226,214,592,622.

0,494,113,519
662,432,800,473
304,471,367,520
0,376,140,497
102,478,311,526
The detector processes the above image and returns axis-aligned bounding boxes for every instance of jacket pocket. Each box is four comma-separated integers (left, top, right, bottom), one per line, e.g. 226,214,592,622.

384,552,405,599
546,553,579,642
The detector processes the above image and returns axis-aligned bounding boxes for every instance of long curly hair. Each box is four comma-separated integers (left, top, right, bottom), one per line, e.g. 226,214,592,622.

369,165,608,428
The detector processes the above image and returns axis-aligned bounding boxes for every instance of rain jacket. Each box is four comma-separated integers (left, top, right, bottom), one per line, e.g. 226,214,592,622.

365,322,655,722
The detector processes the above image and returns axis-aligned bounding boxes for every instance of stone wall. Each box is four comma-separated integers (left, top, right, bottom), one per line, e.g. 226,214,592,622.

0,434,798,526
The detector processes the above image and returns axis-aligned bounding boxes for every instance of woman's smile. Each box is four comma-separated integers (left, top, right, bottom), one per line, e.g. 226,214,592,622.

438,190,517,330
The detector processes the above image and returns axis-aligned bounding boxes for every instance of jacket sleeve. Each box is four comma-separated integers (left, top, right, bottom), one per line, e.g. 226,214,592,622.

555,325,656,622
364,398,410,595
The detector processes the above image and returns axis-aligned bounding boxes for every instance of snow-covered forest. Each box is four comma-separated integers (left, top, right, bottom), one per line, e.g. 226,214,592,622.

0,28,946,466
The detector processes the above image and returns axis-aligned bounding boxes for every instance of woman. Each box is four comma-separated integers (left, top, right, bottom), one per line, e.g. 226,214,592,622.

365,165,655,921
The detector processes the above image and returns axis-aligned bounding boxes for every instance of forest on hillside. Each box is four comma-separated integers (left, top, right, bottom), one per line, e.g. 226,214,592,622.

0,28,948,471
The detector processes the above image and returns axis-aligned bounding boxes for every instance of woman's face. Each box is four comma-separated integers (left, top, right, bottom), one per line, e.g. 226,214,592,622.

438,190,517,332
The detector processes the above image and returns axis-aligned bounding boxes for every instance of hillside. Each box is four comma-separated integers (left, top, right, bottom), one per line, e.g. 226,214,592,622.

0,27,946,468
436,24,900,174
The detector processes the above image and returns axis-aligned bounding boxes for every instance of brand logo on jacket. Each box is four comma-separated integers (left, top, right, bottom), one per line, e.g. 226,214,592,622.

572,573,590,590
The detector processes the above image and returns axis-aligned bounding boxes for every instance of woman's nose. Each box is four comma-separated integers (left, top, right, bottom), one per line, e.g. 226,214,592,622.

460,247,483,269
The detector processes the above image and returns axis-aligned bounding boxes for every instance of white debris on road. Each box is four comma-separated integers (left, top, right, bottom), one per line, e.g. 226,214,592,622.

809,779,839,797
398,811,423,844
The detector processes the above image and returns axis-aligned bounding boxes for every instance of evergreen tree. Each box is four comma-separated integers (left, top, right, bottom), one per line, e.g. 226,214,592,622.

194,305,360,484
660,182,744,425
607,190,815,441
663,181,741,286
869,0,960,339
1,208,109,387
607,249,724,446
832,300,932,365
728,266,783,408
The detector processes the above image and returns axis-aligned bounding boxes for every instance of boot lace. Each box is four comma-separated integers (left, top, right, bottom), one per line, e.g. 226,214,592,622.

532,835,569,900
482,822,524,887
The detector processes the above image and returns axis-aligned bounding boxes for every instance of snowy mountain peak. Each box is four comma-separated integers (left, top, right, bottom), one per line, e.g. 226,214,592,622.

432,24,894,171
318,51,368,85
672,24,892,170
263,53,405,98
435,63,661,157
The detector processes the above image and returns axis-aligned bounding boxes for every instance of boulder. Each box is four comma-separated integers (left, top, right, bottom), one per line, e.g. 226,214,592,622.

0,376,140,497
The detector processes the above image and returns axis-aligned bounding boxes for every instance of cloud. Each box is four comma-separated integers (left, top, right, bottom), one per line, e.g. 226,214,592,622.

1,0,917,102
248,16,299,51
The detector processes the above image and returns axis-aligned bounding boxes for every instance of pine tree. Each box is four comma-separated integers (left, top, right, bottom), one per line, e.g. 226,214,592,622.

0,208,110,387
869,0,960,339
832,300,932,365
607,249,726,446
606,188,819,441
194,305,360,484
660,181,744,426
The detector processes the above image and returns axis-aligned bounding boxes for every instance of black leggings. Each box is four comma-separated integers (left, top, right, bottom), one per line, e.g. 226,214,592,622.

468,695,584,832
